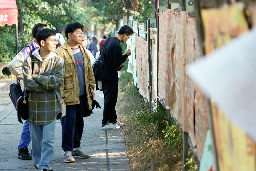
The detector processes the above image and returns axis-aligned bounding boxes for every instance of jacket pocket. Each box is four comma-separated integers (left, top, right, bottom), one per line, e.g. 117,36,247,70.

63,61,75,103
63,89,74,103
64,63,73,90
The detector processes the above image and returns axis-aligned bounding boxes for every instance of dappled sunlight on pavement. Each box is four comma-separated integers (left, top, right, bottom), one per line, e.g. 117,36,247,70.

0,79,130,170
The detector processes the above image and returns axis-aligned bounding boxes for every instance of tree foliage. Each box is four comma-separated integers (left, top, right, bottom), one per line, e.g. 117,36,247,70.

0,0,88,61
0,0,155,62
16,0,87,32
88,0,154,24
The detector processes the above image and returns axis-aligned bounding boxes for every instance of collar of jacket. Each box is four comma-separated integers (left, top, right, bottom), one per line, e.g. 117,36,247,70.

31,40,40,49
32,48,57,62
61,42,89,63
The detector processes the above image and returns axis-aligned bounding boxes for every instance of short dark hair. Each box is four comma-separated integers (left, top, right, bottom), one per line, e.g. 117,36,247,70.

64,22,84,39
118,25,133,36
32,23,47,38
103,35,107,39
55,26,63,33
36,28,56,46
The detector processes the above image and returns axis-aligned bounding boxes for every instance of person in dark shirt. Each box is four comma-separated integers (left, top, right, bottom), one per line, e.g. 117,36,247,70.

101,25,133,130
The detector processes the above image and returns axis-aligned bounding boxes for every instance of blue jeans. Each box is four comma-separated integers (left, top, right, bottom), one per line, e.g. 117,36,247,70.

18,120,31,150
30,120,56,170
61,96,85,151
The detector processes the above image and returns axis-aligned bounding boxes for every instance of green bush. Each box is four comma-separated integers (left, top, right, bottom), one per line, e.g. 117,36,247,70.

164,123,183,153
0,32,16,62
0,32,32,62
118,68,198,170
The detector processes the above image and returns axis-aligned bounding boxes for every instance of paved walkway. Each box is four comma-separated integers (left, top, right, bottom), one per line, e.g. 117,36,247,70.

0,79,130,171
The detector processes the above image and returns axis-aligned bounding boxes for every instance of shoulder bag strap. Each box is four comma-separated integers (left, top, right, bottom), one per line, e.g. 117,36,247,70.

28,46,35,74
30,55,35,74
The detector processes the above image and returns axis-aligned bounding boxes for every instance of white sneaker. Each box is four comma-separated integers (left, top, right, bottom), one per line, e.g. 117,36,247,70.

64,151,75,163
72,147,90,159
116,121,125,127
101,123,120,130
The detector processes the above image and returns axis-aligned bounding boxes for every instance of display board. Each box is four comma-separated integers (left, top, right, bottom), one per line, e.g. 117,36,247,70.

136,36,149,100
201,4,255,170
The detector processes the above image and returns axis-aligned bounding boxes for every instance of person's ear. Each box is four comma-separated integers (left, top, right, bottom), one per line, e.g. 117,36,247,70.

40,40,45,47
68,33,72,40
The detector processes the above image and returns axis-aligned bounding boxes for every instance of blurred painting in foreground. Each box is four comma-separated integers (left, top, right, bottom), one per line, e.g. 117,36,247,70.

188,3,256,170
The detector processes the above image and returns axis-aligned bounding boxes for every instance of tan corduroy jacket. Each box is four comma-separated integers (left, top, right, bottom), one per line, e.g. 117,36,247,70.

56,43,95,110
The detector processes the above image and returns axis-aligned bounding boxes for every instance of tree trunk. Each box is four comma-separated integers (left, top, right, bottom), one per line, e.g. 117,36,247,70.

18,9,24,46
101,27,107,37
130,0,139,11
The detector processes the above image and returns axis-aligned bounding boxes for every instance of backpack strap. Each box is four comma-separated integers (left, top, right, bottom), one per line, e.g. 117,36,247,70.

16,46,33,84
28,46,35,74
23,54,35,101
28,45,33,55
16,77,20,84
30,55,35,74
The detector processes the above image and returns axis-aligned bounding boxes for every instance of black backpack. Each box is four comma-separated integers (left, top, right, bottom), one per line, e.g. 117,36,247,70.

9,55,35,123
9,82,29,123
92,55,103,81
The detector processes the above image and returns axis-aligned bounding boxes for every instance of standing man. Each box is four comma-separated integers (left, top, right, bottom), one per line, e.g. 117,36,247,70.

23,28,64,171
101,25,133,130
8,23,47,160
56,22,95,163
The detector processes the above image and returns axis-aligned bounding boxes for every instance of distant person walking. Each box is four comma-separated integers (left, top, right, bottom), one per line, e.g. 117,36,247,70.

55,26,65,48
56,22,95,163
81,35,95,65
23,28,64,171
88,36,98,59
101,25,133,130
99,35,107,54
8,23,47,160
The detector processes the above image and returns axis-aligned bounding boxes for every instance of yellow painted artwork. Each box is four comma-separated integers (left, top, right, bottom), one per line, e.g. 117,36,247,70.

201,3,256,171
202,3,248,54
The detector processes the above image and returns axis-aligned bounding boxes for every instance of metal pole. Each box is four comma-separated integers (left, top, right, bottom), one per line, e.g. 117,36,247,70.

155,0,159,19
155,0,159,101
194,0,204,54
206,100,219,171
183,131,189,171
194,0,219,170
180,0,186,11
15,24,18,54
167,108,172,126
168,0,171,9
148,19,152,105
18,9,24,46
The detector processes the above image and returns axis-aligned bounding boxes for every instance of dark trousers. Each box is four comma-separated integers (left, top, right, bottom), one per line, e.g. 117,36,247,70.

102,80,118,126
61,96,85,151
